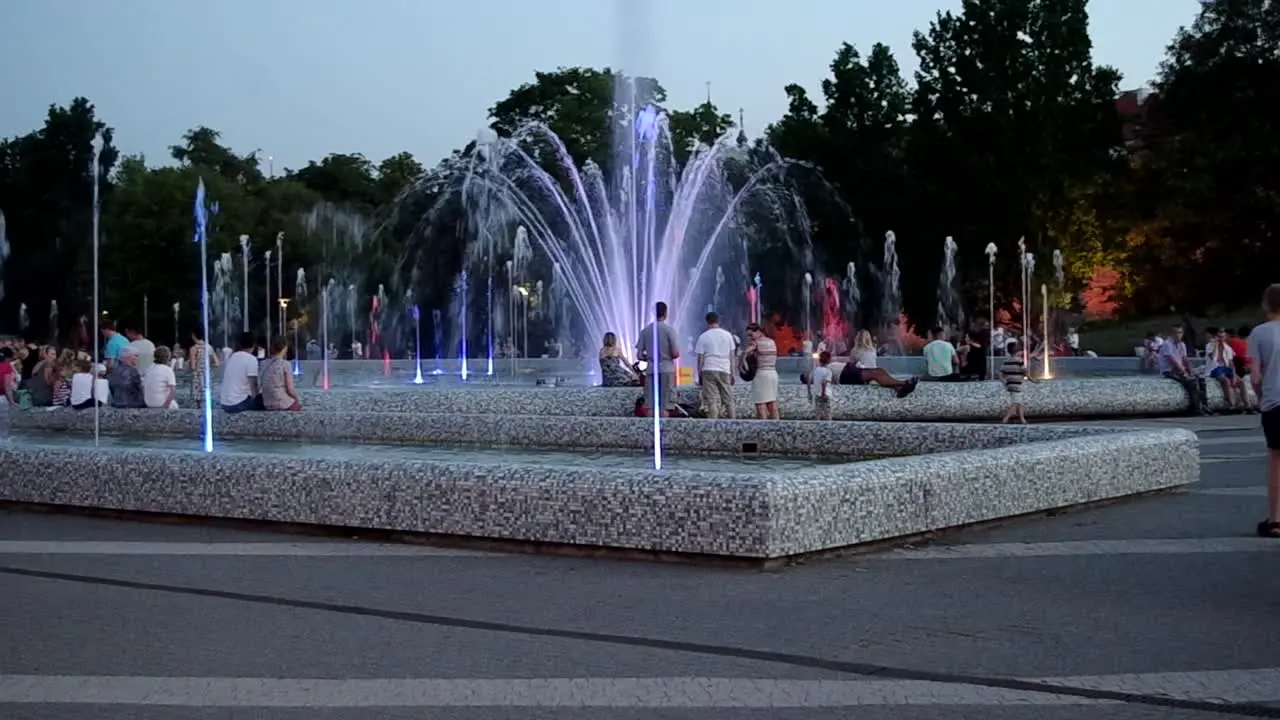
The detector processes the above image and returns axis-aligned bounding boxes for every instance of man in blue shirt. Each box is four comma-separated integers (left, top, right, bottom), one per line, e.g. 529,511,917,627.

101,319,128,368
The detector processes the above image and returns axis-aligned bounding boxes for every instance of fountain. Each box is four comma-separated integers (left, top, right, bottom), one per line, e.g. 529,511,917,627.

882,231,902,350
459,270,469,380
172,302,180,346
293,268,307,376
843,261,860,333
239,235,250,333
321,278,335,389
18,303,28,334
346,283,357,356
48,300,58,344
936,236,963,332
213,254,234,353
1041,283,1051,379
434,101,819,362
802,272,813,356
0,211,9,311
821,276,844,351
985,242,998,376
193,178,214,452
431,308,443,372
412,304,424,384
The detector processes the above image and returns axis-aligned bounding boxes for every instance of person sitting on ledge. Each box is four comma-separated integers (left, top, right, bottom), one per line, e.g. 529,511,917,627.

1157,324,1209,416
801,355,917,398
143,346,179,409
221,331,264,414
598,331,641,387
106,346,146,408
260,336,302,411
923,327,962,381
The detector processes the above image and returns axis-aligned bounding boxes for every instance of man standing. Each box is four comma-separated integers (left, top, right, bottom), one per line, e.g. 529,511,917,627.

1250,285,1280,537
694,311,736,419
123,323,156,373
100,319,128,369
636,301,679,418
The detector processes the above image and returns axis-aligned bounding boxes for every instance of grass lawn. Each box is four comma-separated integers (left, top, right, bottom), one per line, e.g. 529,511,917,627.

1080,307,1264,356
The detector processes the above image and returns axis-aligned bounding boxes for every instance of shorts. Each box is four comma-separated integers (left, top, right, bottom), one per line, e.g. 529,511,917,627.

1263,407,1280,450
838,365,866,385
1209,366,1235,380
645,371,675,411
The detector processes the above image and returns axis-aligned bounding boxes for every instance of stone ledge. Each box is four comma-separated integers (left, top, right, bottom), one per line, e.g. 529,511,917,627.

13,408,1105,457
265,376,1227,420
0,428,1197,558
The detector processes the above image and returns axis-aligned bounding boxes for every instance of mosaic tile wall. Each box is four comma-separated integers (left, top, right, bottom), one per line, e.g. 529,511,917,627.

15,408,1108,457
0,426,1197,558
267,376,1227,420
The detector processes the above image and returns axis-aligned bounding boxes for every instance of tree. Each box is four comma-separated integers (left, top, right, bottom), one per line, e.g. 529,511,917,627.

170,126,265,186
376,152,424,205
290,153,380,209
1139,0,1280,310
667,101,735,168
488,67,666,171
0,97,119,342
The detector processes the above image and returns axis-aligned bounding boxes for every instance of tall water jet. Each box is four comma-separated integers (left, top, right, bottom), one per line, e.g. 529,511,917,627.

802,272,813,355
1041,283,1051,379
0,211,9,310
936,236,963,331
459,270,469,380
821,276,844,350
1052,249,1065,289
49,300,58,344
882,231,901,350
431,308,443,371
293,268,307,375
322,278,335,390
239,235,251,333
713,266,725,314
985,242,998,377
18,303,28,333
172,302,180,346
346,283,357,354
193,178,214,453
90,132,103,447
412,304,424,384
214,253,234,352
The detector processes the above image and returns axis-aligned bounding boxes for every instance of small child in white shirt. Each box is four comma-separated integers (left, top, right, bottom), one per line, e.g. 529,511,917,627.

809,351,834,420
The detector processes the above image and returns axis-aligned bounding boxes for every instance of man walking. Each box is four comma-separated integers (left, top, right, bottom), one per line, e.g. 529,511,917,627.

1249,284,1280,537
694,311,736,419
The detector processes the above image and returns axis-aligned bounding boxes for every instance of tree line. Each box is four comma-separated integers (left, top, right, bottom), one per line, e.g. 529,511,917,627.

0,0,1275,346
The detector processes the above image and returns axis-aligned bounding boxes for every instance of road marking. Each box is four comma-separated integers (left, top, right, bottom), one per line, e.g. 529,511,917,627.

0,542,496,557
1,669,1278,707
886,537,1280,559
0,675,1111,707
1191,486,1268,497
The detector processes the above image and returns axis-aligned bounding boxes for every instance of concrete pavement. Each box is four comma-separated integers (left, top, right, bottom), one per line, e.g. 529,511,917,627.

1,415,1277,719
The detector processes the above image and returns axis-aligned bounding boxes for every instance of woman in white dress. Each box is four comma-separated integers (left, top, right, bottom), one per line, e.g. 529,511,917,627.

852,330,878,369
743,323,780,419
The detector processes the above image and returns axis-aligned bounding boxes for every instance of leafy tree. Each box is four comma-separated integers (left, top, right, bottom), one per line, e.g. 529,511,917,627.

170,126,265,186
667,101,735,168
0,97,118,342
289,153,380,209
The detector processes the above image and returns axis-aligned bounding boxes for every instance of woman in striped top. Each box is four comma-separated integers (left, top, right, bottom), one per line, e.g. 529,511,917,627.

744,323,780,419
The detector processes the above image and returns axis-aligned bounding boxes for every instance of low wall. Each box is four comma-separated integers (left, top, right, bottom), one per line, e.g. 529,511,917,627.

0,427,1198,558
262,376,1226,420
13,408,1106,457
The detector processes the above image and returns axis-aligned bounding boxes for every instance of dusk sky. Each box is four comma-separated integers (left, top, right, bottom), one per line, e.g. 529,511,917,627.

0,0,1200,172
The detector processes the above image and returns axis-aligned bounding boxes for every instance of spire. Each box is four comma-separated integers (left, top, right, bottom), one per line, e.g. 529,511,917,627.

705,81,712,105
736,108,748,147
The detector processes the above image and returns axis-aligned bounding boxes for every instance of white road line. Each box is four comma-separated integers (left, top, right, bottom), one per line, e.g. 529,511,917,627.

885,537,1280,559
0,542,497,557
0,676,1110,707
1191,486,1268,497
2,669,1279,707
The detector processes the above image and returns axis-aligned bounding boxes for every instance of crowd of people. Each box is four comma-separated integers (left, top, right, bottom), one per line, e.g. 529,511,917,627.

0,321,301,414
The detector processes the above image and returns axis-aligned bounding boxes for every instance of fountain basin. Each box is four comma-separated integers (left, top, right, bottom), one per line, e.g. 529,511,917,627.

16,409,1108,456
0,424,1196,559
192,376,1228,420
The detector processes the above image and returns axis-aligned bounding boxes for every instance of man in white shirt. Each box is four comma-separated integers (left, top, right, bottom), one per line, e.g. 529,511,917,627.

220,331,263,413
124,325,156,373
1158,324,1208,414
694,311,736,419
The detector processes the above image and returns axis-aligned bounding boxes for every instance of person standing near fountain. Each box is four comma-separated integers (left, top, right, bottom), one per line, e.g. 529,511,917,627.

635,302,679,418
743,323,779,420
694,312,736,419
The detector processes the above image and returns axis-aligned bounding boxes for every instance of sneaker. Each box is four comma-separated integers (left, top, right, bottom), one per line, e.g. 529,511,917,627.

895,378,918,399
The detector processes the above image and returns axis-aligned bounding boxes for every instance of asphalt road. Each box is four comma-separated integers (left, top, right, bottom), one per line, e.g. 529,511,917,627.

1,414,1277,719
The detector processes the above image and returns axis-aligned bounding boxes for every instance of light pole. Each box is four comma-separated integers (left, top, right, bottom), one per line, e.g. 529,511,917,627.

90,131,103,447
985,242,997,379
239,234,250,333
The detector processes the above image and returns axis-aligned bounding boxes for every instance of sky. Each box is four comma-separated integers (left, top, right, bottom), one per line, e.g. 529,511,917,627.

0,0,1202,173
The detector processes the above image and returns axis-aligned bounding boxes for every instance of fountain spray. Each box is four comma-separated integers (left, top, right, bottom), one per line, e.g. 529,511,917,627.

90,131,103,448
460,270,469,381
276,233,284,335
239,235,250,332
753,273,763,324
412,304,424,384
193,178,214,452
321,279,333,390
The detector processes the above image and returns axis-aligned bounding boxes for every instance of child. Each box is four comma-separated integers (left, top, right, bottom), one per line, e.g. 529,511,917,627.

809,351,834,420
69,359,103,410
1000,340,1029,424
